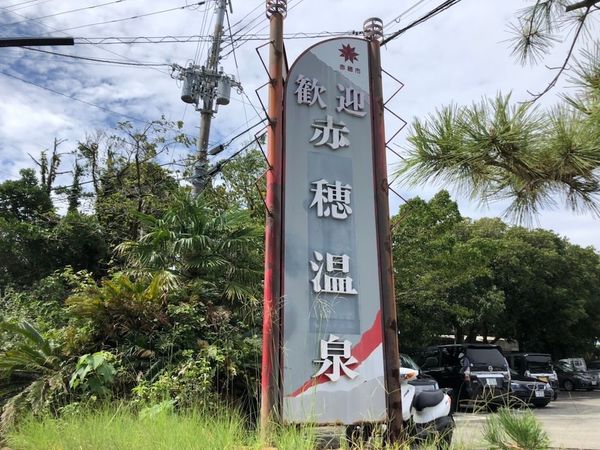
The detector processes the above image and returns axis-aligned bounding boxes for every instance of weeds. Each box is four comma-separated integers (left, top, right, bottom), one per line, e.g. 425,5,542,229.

483,406,550,450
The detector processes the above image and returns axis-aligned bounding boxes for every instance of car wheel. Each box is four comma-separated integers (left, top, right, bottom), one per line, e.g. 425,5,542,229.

563,379,575,391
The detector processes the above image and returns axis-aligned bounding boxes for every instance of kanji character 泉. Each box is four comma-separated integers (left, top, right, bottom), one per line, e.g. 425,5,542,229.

313,334,359,382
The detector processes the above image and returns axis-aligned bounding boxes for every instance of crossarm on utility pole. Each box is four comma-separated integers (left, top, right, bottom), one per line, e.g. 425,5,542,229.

0,37,74,47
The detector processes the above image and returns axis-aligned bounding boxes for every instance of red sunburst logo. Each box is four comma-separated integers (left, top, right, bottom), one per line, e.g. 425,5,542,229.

339,44,359,63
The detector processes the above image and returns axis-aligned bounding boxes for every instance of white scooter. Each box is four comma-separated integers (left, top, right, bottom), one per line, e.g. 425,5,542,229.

346,367,454,448
400,367,454,448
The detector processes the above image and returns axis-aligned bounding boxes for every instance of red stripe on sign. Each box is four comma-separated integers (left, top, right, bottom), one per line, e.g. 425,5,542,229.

287,309,383,398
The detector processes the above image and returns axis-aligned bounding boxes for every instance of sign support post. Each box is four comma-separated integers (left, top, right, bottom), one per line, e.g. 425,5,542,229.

365,17,404,442
260,0,287,438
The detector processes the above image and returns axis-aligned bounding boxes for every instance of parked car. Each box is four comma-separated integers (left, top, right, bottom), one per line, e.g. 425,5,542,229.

554,359,597,391
413,344,510,410
508,369,554,407
400,353,441,393
587,360,600,381
506,352,559,399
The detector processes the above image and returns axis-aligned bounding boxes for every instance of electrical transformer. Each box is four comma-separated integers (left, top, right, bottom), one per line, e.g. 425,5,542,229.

216,77,231,105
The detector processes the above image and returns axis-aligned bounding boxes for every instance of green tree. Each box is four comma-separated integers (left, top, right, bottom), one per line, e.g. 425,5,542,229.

78,119,192,249
392,190,600,356
116,191,263,301
217,148,267,219
0,169,53,223
494,227,600,356
392,191,503,348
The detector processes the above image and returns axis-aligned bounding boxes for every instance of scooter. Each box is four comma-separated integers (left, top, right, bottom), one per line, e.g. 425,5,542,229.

400,367,454,448
346,367,454,448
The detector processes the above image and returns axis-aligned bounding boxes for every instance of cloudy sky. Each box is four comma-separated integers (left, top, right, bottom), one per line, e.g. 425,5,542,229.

0,0,598,249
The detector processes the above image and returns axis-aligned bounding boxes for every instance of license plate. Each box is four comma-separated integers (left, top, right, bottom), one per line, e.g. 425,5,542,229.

539,377,548,382
535,390,545,398
485,378,497,386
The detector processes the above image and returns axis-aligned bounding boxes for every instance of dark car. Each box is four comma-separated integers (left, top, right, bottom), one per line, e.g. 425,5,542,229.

508,369,554,407
554,359,597,391
507,352,559,399
587,360,600,381
413,344,510,410
400,353,441,393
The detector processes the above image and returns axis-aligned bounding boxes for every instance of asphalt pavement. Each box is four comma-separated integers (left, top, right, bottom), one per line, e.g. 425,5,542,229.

454,390,600,449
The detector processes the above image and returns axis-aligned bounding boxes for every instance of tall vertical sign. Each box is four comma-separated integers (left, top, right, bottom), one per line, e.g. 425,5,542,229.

281,37,387,424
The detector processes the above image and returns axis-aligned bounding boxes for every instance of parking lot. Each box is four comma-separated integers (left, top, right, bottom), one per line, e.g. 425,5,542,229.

454,390,600,449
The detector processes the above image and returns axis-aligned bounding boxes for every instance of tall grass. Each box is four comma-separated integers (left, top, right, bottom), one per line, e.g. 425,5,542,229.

5,404,317,450
482,406,550,450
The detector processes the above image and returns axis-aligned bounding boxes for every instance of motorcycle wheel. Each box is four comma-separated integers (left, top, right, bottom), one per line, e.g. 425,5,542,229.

436,416,455,450
345,423,374,446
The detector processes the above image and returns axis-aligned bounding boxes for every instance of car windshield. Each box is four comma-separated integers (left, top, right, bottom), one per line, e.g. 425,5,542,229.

466,347,506,368
527,356,552,372
401,354,420,371
572,359,587,370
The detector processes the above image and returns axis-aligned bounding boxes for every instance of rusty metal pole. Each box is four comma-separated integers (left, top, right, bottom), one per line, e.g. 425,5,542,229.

260,0,286,440
365,17,404,442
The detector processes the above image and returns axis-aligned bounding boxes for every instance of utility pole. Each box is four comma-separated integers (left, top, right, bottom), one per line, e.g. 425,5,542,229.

196,0,227,195
172,0,240,195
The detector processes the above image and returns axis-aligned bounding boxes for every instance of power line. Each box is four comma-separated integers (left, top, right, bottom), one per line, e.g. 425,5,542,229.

382,0,464,45
0,69,149,124
4,0,128,27
74,31,357,45
0,2,172,76
52,2,208,33
219,0,296,54
22,46,172,67
222,0,309,57
383,0,432,28
3,0,50,10
227,0,263,33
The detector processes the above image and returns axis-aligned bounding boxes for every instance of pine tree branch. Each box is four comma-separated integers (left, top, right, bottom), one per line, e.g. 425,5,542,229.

527,6,591,102
566,0,600,12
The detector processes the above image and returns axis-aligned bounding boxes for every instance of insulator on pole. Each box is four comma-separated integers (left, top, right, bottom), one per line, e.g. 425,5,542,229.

266,0,287,18
363,17,383,41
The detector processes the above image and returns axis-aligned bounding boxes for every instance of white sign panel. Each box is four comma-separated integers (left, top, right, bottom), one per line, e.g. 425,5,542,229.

282,38,386,424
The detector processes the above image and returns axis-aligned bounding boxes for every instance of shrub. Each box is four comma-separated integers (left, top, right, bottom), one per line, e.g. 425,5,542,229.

483,407,550,450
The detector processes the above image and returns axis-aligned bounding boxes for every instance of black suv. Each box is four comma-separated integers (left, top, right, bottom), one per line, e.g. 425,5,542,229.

506,353,559,399
414,344,510,409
